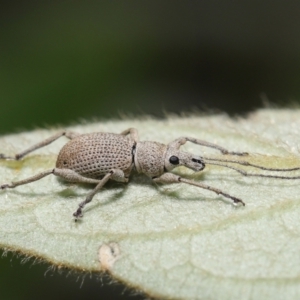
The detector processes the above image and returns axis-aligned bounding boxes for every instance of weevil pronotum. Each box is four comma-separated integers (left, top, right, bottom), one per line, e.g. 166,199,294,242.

1,128,300,221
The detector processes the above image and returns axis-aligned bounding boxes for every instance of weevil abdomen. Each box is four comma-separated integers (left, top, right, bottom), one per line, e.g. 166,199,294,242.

56,132,135,179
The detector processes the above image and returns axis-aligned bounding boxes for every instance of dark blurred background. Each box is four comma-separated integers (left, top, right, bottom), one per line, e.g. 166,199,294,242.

1,1,300,299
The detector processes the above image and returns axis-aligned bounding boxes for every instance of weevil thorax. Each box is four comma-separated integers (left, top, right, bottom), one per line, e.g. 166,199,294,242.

134,141,167,177
164,144,206,173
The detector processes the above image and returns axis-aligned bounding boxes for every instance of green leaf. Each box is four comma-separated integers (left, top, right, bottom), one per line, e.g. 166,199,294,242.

1,109,300,299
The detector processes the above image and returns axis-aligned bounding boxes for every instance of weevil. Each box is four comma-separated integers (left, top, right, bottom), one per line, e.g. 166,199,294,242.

1,128,300,221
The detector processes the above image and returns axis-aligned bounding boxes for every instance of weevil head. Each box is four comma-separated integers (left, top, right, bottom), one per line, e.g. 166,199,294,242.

164,149,205,172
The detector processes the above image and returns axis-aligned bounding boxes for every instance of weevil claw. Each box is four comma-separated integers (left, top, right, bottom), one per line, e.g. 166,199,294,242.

73,208,83,220
233,197,245,206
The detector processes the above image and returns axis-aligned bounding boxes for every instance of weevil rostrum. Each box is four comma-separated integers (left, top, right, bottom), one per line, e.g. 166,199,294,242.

1,128,300,221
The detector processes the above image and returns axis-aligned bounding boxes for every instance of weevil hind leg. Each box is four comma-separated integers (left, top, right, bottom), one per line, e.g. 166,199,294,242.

0,167,102,190
153,172,245,206
0,164,128,220
1,169,55,189
0,130,80,161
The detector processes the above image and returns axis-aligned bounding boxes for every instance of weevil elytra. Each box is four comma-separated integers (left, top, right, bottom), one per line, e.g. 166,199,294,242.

1,128,300,221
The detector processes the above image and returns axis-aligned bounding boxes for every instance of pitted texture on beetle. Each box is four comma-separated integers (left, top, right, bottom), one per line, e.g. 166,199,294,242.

56,133,134,178
135,141,166,177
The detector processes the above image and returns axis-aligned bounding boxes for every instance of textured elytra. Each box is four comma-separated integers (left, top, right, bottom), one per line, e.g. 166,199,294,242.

56,133,135,178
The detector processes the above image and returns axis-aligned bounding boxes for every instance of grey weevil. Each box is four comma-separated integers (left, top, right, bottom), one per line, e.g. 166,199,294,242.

1,128,300,221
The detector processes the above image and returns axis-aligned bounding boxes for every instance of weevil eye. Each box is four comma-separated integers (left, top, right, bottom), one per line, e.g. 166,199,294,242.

169,156,179,165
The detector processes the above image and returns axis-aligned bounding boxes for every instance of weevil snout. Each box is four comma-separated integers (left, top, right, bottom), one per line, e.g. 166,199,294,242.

191,157,205,171
185,155,205,172
165,151,206,172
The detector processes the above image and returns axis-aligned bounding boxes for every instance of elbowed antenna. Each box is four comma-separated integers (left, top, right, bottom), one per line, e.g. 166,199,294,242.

202,156,300,179
203,157,300,172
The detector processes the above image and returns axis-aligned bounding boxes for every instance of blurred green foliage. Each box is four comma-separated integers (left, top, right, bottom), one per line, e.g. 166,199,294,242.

1,1,300,134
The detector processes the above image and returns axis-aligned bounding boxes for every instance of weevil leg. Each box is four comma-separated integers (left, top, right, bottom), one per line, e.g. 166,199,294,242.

0,130,80,160
0,167,102,190
1,169,55,189
119,128,139,142
153,172,245,206
53,168,102,184
168,137,248,156
0,166,128,220
73,169,128,220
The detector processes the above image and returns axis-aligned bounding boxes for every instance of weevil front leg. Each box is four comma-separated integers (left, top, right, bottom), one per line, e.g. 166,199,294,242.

0,130,80,160
73,169,129,220
153,173,245,206
168,137,248,156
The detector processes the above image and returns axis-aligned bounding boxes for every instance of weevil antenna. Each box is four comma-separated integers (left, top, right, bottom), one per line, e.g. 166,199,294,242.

205,161,300,180
202,157,300,172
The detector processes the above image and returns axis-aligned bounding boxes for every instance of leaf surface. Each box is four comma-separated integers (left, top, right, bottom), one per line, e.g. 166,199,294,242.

1,109,300,299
